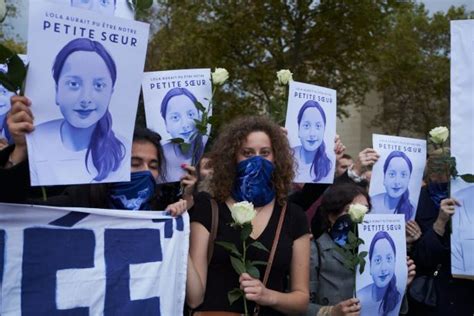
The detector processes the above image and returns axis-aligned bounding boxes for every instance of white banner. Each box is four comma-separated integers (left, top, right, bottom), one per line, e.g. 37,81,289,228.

450,20,474,279
0,203,189,315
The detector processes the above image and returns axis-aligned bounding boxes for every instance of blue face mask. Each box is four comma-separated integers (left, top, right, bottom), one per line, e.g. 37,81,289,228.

231,155,276,207
329,214,353,247
108,171,156,210
428,182,449,210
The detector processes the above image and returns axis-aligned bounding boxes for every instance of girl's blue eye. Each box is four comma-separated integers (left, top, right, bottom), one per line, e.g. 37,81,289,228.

66,80,81,90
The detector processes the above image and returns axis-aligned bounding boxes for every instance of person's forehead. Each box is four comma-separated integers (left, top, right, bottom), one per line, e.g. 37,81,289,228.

242,131,272,147
132,141,158,159
166,95,196,112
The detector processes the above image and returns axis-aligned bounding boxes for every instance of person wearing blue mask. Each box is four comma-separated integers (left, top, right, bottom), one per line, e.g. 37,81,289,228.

308,182,416,316
186,116,311,315
0,95,194,215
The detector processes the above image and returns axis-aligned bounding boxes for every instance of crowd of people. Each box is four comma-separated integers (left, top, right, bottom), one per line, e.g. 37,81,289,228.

1,95,473,315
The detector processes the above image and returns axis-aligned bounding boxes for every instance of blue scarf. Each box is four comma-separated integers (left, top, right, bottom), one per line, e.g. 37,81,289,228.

108,171,156,210
329,214,353,247
428,182,449,210
231,155,276,207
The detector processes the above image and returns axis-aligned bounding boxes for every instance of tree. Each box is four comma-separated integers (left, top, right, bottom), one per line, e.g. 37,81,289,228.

144,1,399,131
371,2,469,136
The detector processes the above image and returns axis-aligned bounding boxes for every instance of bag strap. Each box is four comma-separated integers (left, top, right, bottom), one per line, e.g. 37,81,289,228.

207,198,219,264
254,202,287,315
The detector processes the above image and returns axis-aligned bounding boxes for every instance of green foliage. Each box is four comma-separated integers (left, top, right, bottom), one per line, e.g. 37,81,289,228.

144,1,398,131
248,241,268,252
230,256,246,275
240,222,252,242
372,3,470,135
215,241,242,257
228,288,243,306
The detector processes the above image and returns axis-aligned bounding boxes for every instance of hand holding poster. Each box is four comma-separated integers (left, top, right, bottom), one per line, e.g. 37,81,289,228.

284,81,337,184
450,20,474,279
369,134,426,221
25,1,150,186
142,69,212,183
0,203,189,315
356,214,407,316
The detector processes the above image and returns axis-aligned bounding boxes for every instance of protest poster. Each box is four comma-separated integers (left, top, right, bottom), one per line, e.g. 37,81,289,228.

142,69,212,183
0,203,189,315
25,1,150,186
356,214,407,316
369,134,426,221
450,19,474,279
284,81,337,184
48,0,135,19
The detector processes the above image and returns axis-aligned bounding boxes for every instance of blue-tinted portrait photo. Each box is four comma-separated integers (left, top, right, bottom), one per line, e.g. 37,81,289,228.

371,151,415,221
0,83,15,144
29,38,126,184
293,100,332,183
160,87,205,182
357,231,402,316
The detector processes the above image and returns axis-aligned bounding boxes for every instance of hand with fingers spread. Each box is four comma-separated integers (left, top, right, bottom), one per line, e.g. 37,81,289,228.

406,256,416,286
331,298,361,316
433,198,460,236
239,273,274,307
165,198,187,217
6,96,34,166
405,220,422,244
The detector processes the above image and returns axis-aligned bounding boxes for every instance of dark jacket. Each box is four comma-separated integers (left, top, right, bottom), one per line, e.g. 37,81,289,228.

408,186,474,316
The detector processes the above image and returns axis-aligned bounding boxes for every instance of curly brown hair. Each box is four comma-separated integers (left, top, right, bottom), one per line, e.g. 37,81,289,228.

209,115,295,205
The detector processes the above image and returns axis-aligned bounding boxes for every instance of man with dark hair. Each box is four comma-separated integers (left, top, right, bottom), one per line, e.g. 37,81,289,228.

336,153,353,177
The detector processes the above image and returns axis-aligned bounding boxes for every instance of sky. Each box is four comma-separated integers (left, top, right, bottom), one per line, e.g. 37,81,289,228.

4,0,474,42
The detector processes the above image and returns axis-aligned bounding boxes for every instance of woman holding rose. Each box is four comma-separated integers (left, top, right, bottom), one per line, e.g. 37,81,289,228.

186,116,311,315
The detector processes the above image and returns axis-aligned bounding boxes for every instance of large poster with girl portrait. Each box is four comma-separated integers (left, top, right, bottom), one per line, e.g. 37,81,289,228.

25,1,150,186
356,214,407,316
284,81,337,184
48,0,134,19
450,20,474,279
142,69,212,183
369,135,426,221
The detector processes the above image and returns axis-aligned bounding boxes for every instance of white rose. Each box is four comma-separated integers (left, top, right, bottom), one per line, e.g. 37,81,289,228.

0,0,6,23
211,68,229,85
230,201,256,225
429,126,449,144
348,203,368,223
276,69,293,85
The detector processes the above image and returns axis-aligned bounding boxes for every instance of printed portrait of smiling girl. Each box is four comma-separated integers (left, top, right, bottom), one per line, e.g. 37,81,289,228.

356,231,402,316
28,38,127,185
159,87,206,182
0,83,15,143
292,100,332,183
371,151,415,221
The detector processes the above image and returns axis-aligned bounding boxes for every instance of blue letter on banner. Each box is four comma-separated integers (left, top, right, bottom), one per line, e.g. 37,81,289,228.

104,229,162,315
22,228,95,315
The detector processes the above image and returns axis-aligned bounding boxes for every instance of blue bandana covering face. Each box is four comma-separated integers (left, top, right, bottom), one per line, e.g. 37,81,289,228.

428,182,449,210
329,214,353,247
108,171,156,210
231,155,276,207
